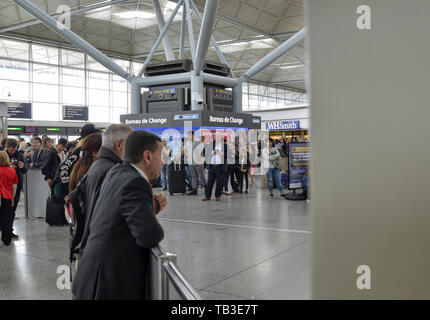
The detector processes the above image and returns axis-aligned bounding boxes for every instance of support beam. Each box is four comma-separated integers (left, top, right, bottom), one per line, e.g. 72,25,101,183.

11,0,132,81
152,0,175,61
234,62,304,73
290,48,306,65
0,0,130,34
202,72,239,88
132,34,299,59
133,72,238,89
137,0,184,77
190,1,283,44
184,0,196,64
240,28,306,83
189,0,234,77
130,80,141,114
233,84,242,113
194,0,218,75
190,71,204,110
133,72,191,87
179,4,186,59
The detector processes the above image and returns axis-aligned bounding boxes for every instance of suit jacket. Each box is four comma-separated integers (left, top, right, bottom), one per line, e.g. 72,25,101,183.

72,162,164,300
79,147,123,254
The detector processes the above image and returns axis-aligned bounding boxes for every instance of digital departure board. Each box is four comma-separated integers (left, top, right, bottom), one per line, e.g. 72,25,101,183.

63,105,88,121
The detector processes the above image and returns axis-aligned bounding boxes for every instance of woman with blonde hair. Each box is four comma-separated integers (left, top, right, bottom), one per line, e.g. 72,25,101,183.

42,136,52,152
0,151,18,245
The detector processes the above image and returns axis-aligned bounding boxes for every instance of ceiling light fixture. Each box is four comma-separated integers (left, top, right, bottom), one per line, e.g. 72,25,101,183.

280,64,305,70
113,11,156,19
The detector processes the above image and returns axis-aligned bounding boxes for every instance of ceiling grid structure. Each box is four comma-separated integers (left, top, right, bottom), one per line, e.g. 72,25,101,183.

0,0,306,90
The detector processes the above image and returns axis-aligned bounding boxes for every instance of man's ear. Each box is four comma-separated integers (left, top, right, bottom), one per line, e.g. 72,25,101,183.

143,150,152,164
115,140,122,153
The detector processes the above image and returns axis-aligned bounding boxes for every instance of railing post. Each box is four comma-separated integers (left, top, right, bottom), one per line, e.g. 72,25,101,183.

157,253,177,300
24,173,28,219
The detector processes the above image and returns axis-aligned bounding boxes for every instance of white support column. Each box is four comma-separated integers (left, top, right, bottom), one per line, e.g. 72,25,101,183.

194,0,219,75
130,81,141,114
233,85,242,113
184,0,196,64
179,3,186,60
190,71,204,110
152,0,175,61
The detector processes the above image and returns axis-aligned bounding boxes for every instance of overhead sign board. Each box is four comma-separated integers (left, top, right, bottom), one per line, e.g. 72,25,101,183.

63,105,88,121
121,111,261,130
7,102,32,119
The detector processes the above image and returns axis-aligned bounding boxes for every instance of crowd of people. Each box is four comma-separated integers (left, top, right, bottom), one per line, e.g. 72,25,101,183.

0,124,308,299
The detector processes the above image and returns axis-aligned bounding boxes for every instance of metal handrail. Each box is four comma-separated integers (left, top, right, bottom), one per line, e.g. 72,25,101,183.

151,245,202,300
164,261,202,300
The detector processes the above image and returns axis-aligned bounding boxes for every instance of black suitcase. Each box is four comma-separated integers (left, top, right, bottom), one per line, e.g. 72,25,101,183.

46,196,68,226
168,162,186,195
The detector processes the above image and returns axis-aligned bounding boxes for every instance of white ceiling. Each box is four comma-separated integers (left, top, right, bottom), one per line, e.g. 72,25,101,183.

0,0,306,90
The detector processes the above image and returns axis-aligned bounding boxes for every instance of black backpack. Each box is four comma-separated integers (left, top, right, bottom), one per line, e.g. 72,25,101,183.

68,174,88,262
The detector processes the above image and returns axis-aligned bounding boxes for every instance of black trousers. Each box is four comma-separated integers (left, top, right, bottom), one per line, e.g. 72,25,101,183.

205,165,224,198
231,165,241,191
239,170,249,192
11,187,21,221
0,198,13,245
223,164,239,191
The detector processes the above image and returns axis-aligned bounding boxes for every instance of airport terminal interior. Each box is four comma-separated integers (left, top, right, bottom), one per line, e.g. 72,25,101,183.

0,0,310,300
1,0,428,301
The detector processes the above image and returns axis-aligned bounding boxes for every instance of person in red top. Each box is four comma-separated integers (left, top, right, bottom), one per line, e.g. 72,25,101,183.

0,150,18,245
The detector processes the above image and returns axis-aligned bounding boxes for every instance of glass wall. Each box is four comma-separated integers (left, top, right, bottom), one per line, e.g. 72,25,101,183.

0,37,133,123
241,82,308,111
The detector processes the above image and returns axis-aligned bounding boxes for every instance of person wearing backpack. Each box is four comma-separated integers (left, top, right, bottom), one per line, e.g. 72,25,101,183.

73,124,132,260
51,123,100,201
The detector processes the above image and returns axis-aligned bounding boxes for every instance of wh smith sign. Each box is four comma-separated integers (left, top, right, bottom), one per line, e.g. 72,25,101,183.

265,120,300,130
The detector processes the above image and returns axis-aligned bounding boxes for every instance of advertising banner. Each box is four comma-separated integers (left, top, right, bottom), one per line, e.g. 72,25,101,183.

288,142,310,189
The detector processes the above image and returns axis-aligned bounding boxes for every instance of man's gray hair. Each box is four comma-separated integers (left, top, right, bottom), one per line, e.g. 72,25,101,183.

102,124,132,150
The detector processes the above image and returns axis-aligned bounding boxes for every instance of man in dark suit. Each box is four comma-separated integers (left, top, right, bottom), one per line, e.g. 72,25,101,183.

72,131,167,300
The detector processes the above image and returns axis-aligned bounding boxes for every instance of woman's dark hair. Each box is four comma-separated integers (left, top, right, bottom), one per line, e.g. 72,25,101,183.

69,133,102,192
124,131,161,164
66,141,78,153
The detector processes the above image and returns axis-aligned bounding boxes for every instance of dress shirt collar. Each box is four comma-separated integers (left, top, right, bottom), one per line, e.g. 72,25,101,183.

130,163,149,183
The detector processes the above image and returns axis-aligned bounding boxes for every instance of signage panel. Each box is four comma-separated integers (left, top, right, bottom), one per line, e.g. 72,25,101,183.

8,103,32,119
265,120,300,130
63,105,88,121
288,142,310,189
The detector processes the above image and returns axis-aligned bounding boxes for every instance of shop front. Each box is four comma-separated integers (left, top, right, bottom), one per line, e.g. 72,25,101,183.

263,120,309,141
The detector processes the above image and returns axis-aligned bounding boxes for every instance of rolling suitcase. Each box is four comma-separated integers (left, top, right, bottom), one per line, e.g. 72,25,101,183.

281,171,288,187
168,162,186,195
46,196,68,226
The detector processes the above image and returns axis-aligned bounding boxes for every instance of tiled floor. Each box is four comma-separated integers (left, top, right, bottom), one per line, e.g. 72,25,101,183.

0,177,311,300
